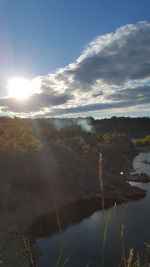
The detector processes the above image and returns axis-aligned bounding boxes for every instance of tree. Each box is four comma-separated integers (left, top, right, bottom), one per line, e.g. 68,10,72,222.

0,117,42,158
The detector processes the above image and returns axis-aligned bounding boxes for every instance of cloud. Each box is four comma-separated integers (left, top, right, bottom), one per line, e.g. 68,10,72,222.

0,91,72,112
1,21,150,116
35,85,150,117
107,85,150,102
70,22,150,86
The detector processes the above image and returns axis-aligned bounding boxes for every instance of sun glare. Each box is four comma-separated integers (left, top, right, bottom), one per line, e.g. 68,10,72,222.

7,77,40,99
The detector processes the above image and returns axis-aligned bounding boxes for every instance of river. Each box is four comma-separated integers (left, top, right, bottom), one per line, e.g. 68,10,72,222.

33,152,150,267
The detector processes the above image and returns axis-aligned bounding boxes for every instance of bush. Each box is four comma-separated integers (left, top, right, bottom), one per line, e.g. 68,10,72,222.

134,135,150,146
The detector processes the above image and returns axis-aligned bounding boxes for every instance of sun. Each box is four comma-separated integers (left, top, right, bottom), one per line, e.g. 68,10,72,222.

7,77,40,99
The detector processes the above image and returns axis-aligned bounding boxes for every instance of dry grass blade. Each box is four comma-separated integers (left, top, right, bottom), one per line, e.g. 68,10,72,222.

143,241,150,249
127,248,134,267
23,235,35,266
103,208,111,248
99,152,105,211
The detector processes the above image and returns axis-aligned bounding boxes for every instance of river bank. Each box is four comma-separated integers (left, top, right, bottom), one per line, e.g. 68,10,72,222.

126,173,150,182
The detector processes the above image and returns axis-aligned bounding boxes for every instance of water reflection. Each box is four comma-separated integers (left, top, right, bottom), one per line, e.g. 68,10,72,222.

132,152,150,176
29,198,118,238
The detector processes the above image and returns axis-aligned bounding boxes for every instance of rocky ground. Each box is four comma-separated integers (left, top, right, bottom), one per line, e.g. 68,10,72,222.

0,190,52,266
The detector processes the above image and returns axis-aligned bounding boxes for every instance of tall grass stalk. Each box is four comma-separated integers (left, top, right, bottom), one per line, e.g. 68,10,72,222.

54,249,64,267
99,152,111,266
102,208,111,248
127,248,134,267
54,230,81,267
99,153,105,212
120,224,127,267
23,234,35,266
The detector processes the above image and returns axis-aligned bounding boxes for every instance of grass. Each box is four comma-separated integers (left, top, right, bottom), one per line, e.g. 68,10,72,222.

23,234,35,266
133,135,150,146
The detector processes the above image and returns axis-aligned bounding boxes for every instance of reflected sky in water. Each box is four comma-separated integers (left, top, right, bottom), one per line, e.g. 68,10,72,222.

132,152,150,176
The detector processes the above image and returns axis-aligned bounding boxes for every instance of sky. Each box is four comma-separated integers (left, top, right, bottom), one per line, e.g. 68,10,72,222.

0,0,150,118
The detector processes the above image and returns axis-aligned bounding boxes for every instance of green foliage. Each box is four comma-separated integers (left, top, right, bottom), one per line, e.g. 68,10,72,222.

54,136,91,156
58,125,84,139
101,133,126,144
134,135,150,146
0,117,42,158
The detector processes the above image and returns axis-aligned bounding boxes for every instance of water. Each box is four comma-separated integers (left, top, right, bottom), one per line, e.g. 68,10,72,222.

33,152,150,267
132,152,150,176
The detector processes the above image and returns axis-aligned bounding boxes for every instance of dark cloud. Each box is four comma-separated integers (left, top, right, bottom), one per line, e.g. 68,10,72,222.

107,85,150,101
0,92,72,113
68,22,150,86
41,85,150,116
